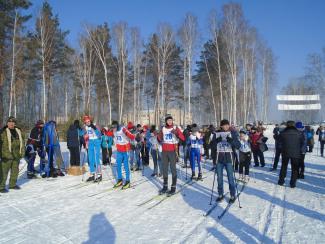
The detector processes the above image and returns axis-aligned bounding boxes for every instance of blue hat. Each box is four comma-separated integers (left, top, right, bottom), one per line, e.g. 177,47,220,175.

295,121,304,129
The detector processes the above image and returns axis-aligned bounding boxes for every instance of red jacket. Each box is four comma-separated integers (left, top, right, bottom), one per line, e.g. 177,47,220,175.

158,125,185,152
249,132,262,151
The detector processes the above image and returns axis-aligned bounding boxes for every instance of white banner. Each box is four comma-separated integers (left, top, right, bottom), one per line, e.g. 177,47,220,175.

278,103,321,110
276,95,320,101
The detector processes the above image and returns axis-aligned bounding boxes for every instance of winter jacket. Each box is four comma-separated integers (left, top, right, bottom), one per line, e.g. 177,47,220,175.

305,126,315,145
101,134,113,149
28,126,44,149
273,127,281,149
278,126,304,158
157,124,185,152
249,132,263,151
0,126,24,160
316,127,325,142
211,129,240,163
67,124,81,148
114,127,136,152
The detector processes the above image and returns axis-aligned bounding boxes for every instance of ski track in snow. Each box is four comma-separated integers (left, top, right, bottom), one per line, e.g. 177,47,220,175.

0,126,325,243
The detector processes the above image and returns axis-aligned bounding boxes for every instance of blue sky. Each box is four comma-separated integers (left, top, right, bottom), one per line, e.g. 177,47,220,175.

27,0,325,91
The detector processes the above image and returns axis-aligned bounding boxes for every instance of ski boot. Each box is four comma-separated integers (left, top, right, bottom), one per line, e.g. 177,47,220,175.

229,195,236,203
122,181,130,190
94,174,102,182
9,185,21,190
167,186,176,196
159,185,168,195
57,170,65,177
27,171,36,179
197,172,202,181
216,194,225,202
191,173,196,180
113,179,123,188
86,174,95,182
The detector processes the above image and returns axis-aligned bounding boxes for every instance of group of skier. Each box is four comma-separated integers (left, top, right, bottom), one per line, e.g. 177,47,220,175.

0,114,324,204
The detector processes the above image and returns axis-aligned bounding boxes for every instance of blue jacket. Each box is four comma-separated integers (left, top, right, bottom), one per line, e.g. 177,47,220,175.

101,135,113,149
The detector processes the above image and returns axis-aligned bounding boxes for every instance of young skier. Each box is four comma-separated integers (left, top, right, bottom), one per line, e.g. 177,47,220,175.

270,123,286,171
111,121,135,189
212,119,240,203
188,126,204,180
82,116,102,182
101,127,113,165
157,114,185,195
26,120,45,178
149,125,162,177
238,130,251,182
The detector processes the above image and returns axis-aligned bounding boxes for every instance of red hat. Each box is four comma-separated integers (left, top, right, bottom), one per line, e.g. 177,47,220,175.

127,121,134,130
83,115,92,123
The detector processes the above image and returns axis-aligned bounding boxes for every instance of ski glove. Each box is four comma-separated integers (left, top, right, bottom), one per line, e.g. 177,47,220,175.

226,136,233,144
90,124,97,130
215,136,222,144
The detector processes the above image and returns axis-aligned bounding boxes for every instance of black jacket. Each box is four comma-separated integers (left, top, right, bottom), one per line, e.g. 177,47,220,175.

67,124,80,148
279,126,304,158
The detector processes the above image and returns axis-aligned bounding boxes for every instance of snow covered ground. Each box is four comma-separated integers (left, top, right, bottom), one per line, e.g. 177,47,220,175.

0,127,324,244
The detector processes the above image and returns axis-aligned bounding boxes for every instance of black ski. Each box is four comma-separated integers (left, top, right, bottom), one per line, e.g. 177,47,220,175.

217,182,247,220
203,192,229,217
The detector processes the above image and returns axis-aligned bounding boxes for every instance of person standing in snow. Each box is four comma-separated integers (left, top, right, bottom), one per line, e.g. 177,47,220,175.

278,121,304,188
82,116,102,182
305,125,315,153
295,121,307,179
67,120,83,167
149,125,162,177
188,126,204,180
111,121,135,189
101,127,113,165
212,119,240,203
157,114,185,195
316,122,325,157
181,125,191,169
270,123,286,171
249,126,266,167
25,120,45,178
141,125,150,167
0,117,24,193
238,130,251,182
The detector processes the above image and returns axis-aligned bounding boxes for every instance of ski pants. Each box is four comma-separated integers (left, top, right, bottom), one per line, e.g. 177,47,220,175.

88,139,101,174
0,159,19,190
116,151,130,181
320,141,325,156
190,148,202,175
216,160,236,197
272,147,282,170
279,156,299,186
151,149,162,175
239,151,251,175
298,154,305,175
183,144,190,166
162,151,177,188
69,146,80,166
252,149,265,166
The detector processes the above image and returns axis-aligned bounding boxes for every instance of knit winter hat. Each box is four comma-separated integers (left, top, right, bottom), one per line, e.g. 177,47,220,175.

220,119,230,126
111,121,119,128
36,119,44,127
295,121,304,129
127,121,134,130
286,120,296,128
165,114,173,122
83,115,92,123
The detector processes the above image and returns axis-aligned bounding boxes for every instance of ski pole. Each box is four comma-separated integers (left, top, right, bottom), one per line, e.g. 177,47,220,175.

209,151,219,205
185,146,188,180
230,152,242,208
